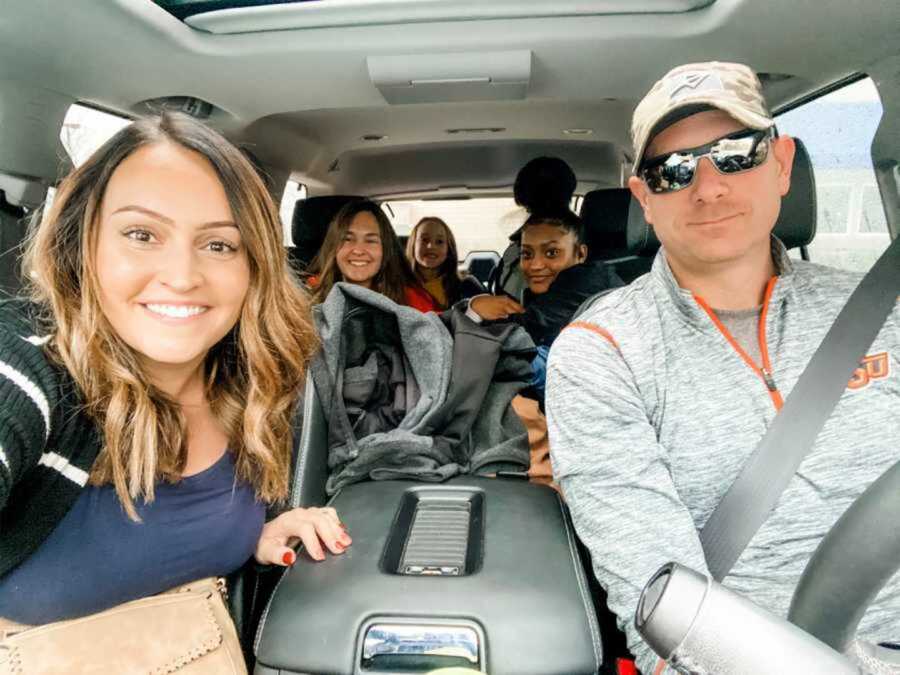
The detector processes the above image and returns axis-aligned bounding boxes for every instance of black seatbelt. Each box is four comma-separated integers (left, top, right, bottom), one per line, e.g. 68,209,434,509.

700,235,900,581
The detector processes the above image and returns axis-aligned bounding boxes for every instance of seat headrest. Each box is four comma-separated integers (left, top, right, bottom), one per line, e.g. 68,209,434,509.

579,188,632,260
291,195,362,269
776,138,816,250
627,137,817,256
464,250,501,284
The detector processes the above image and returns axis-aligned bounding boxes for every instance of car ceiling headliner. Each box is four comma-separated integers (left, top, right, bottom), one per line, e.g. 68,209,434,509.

1,0,897,197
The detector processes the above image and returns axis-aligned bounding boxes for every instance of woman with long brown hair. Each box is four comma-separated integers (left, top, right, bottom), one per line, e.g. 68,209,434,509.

405,216,483,310
309,200,438,312
0,113,348,671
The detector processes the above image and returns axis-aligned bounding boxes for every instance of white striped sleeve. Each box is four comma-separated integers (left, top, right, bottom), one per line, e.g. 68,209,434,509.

38,451,89,487
21,334,51,347
0,357,51,439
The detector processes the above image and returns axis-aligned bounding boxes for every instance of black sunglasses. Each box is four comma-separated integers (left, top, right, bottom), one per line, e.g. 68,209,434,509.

639,128,776,194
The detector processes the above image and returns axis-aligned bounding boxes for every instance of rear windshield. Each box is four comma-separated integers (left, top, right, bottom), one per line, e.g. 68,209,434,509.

385,198,523,259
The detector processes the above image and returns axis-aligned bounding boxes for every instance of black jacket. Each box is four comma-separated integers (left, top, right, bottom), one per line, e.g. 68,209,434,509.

519,260,624,347
0,300,101,578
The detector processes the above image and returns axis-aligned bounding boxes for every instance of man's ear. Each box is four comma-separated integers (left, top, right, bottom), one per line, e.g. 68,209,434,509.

628,175,654,224
772,135,796,197
575,243,588,263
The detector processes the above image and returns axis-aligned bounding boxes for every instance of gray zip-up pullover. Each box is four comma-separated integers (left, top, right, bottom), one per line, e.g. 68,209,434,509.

546,240,899,674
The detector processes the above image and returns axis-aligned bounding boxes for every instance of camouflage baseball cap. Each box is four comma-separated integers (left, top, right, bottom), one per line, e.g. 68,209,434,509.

631,62,774,172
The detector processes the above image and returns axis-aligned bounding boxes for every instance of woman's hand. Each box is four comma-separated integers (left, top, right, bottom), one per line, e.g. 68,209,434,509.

255,506,352,566
470,295,525,321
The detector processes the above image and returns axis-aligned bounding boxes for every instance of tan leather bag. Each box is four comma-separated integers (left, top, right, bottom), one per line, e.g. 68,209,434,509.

0,577,247,675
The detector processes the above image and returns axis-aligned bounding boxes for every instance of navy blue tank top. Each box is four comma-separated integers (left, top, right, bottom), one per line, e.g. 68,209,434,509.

0,451,265,624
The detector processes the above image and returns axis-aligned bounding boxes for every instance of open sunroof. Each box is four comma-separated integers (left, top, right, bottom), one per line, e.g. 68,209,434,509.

153,0,320,22
155,0,716,33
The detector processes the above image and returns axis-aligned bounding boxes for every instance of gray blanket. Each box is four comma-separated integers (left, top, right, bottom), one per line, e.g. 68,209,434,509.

310,283,533,494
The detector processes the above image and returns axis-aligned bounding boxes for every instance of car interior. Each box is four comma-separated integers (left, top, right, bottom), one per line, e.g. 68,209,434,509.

1,1,898,674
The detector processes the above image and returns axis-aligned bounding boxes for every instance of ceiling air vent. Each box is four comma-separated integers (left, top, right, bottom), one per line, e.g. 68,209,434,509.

368,50,531,105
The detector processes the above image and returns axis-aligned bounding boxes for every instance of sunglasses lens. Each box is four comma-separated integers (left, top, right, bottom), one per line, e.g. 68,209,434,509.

644,153,697,194
711,134,770,174
642,130,771,193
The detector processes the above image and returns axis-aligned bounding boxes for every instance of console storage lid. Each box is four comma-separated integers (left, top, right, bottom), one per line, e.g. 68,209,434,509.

255,476,602,675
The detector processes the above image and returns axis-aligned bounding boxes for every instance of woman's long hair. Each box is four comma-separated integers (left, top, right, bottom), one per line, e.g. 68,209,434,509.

22,112,318,518
309,199,417,305
405,216,462,308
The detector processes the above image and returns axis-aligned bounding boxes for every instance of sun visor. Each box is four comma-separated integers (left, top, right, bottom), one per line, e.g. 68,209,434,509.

368,50,531,105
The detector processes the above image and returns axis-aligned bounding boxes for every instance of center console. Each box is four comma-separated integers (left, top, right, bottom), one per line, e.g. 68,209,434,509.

254,476,603,675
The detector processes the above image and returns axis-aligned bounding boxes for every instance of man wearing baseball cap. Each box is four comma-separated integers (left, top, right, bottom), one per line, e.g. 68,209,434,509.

546,62,899,673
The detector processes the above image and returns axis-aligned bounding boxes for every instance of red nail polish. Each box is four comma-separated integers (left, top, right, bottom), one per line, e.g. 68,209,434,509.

282,550,295,566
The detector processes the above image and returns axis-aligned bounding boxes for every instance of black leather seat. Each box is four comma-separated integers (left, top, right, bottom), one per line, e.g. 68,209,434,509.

462,250,500,285
230,194,363,663
288,195,363,274
626,138,817,257
579,187,653,283
0,192,28,298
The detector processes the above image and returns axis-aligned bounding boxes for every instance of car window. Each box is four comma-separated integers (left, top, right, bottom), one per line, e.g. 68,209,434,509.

385,198,524,259
60,104,131,168
815,184,853,234
775,77,890,272
860,184,889,234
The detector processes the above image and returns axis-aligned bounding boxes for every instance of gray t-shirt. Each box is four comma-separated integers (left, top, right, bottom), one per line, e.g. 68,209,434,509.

716,306,762,367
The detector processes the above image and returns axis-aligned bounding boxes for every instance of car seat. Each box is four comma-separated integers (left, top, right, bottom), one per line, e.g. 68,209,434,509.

579,188,653,284
0,190,30,298
462,250,501,285
288,195,363,274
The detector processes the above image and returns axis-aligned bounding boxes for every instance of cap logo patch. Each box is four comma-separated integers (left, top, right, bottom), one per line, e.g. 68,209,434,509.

667,72,724,101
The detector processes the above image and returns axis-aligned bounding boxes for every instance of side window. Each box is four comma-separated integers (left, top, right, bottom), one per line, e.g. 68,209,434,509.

60,104,131,168
775,77,889,272
279,179,307,246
